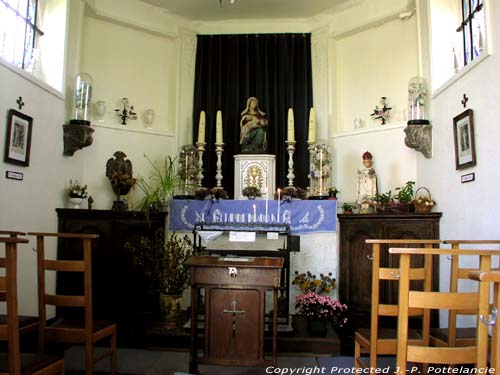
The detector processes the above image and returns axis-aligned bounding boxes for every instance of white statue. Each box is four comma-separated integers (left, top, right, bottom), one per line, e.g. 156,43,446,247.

356,151,378,211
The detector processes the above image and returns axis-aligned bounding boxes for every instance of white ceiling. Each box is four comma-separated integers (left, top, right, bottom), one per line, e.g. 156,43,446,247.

139,0,360,21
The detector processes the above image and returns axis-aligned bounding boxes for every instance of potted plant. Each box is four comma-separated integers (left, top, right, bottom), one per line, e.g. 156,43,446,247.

292,271,348,337
342,203,353,214
328,187,340,200
374,181,415,214
125,229,192,321
67,179,88,209
136,155,182,214
242,185,262,199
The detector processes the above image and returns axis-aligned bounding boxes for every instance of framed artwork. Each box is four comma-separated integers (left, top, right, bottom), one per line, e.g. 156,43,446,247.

4,109,33,167
453,108,476,170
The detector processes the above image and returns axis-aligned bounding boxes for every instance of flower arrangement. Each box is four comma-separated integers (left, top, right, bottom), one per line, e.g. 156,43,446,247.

295,292,348,325
293,270,348,326
275,187,307,200
194,187,229,200
68,180,88,199
242,185,262,198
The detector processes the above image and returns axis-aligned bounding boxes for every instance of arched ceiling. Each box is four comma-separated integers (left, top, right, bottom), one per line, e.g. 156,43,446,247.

139,0,363,21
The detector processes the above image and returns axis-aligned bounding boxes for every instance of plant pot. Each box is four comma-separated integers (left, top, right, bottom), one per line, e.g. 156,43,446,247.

159,294,181,320
69,197,83,209
307,319,327,337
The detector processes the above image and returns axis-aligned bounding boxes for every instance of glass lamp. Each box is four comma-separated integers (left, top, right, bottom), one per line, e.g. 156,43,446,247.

407,76,429,125
70,73,93,125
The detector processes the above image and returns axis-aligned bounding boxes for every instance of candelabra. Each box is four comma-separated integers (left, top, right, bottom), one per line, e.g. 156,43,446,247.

215,143,224,188
196,142,206,187
286,140,296,187
115,98,137,125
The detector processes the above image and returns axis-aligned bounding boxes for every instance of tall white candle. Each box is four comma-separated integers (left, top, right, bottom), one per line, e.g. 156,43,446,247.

265,199,268,223
277,188,281,223
308,107,316,143
216,110,223,144
287,108,295,142
197,111,206,144
253,204,256,222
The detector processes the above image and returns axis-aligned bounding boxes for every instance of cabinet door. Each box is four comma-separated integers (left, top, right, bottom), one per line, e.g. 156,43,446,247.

338,220,382,320
207,288,261,361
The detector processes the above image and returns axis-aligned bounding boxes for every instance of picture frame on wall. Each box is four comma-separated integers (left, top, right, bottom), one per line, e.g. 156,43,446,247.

453,108,476,170
4,109,33,167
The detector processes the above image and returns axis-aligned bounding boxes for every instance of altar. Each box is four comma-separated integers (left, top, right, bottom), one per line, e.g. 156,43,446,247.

169,199,337,234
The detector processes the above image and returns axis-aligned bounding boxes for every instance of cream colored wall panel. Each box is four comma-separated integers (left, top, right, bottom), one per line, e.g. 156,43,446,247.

331,126,417,203
336,17,418,133
80,17,176,133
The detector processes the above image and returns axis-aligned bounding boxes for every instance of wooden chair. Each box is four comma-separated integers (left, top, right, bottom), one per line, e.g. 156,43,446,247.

469,270,500,372
0,236,65,375
0,231,38,337
391,247,496,373
354,239,440,370
430,240,500,348
29,232,117,375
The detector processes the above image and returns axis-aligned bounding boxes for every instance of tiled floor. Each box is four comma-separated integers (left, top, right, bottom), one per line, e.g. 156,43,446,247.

64,346,337,375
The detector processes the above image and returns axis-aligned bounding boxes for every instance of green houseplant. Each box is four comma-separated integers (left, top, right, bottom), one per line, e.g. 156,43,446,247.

373,181,415,214
125,229,192,319
136,155,182,214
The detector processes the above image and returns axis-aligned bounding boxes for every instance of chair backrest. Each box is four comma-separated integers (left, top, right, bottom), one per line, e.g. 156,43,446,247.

0,231,25,238
443,240,500,346
0,236,29,375
364,239,439,368
30,232,98,343
391,247,500,372
469,270,500,372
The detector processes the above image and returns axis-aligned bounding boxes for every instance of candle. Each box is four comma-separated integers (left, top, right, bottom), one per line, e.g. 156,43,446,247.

197,111,206,144
253,204,256,222
287,108,295,142
277,188,281,223
216,110,223,144
308,107,316,143
265,199,268,223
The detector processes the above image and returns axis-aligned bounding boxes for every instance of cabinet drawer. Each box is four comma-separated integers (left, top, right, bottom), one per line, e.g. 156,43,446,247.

191,266,280,287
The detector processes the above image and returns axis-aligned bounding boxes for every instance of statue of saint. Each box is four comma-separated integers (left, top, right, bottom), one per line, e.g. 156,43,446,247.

356,151,378,211
240,97,268,153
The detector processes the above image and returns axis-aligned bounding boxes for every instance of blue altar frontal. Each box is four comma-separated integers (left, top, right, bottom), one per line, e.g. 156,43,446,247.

169,199,337,234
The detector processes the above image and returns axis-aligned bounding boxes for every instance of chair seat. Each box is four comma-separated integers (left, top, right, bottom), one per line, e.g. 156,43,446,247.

0,315,38,331
0,352,64,375
48,318,115,333
430,327,486,346
356,327,423,341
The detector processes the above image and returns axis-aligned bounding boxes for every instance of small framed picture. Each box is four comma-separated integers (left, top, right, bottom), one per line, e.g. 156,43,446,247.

453,109,476,170
4,109,33,167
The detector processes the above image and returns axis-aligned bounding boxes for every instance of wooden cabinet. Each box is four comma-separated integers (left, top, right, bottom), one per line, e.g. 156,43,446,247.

186,256,283,373
337,213,441,351
55,208,167,347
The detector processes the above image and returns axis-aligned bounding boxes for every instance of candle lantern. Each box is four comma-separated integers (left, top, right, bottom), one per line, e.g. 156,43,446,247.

70,73,93,126
308,142,331,198
407,76,429,125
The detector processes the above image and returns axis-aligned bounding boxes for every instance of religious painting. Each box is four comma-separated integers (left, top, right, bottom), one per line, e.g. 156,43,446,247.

4,109,33,167
453,109,476,170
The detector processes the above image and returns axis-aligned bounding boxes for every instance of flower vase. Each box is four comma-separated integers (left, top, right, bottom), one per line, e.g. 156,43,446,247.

247,195,256,200
69,197,83,209
307,319,327,337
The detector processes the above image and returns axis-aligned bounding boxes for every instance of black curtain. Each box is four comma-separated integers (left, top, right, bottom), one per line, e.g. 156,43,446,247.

192,33,313,198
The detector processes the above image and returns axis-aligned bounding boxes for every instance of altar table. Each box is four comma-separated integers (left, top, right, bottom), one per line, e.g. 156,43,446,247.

169,199,337,234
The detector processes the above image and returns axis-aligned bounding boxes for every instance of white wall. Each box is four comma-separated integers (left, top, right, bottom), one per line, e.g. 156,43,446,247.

335,17,418,132
0,63,74,315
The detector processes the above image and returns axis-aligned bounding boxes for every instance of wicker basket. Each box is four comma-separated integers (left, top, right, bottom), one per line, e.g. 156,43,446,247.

414,187,435,213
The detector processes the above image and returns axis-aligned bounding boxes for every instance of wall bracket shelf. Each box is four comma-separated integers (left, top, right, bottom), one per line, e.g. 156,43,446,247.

63,124,94,156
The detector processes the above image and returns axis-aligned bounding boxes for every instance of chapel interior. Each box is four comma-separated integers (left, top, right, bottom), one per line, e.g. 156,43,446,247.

1,0,499,374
